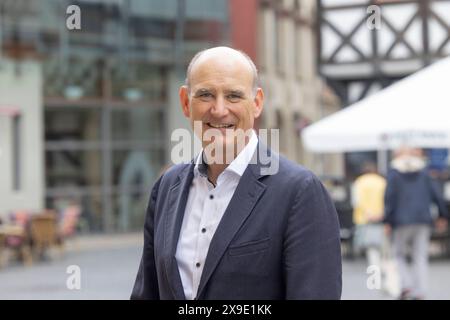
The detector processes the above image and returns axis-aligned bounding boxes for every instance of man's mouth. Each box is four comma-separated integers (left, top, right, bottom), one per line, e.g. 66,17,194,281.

206,122,235,129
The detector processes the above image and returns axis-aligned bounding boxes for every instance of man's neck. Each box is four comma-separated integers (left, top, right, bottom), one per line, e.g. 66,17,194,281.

204,145,244,186
202,131,255,186
206,163,228,186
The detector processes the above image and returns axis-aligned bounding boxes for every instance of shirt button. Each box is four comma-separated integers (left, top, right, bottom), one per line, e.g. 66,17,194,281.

209,195,214,200
196,262,201,268
201,228,206,233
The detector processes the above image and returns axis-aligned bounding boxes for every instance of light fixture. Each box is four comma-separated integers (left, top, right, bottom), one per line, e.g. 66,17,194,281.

123,88,143,102
64,85,84,100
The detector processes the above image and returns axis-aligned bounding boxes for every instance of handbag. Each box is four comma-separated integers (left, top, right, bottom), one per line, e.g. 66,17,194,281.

353,223,384,251
380,236,401,298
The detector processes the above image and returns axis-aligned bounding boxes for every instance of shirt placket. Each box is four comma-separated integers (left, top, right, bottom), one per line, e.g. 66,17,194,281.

192,177,216,296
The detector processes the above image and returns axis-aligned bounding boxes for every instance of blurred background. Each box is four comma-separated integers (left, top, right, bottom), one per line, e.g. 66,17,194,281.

0,0,450,299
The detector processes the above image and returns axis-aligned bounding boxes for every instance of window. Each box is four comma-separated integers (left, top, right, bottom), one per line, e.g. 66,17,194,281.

274,14,282,72
12,115,21,191
111,108,164,142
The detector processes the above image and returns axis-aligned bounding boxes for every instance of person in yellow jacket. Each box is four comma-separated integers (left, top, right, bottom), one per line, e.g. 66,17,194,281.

352,162,387,269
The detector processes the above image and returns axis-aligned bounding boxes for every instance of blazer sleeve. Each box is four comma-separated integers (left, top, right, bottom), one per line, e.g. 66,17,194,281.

130,176,163,300
383,170,397,226
428,175,449,219
283,174,342,300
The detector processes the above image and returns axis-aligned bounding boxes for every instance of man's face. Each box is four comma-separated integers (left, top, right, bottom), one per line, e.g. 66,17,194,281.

179,51,264,162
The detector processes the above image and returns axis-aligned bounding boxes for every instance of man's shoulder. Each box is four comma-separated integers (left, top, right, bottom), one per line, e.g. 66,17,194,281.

269,153,319,188
264,153,334,207
162,162,191,178
161,163,191,182
153,163,191,191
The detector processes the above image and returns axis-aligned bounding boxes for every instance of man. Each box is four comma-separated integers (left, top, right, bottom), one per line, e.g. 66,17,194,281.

131,47,342,300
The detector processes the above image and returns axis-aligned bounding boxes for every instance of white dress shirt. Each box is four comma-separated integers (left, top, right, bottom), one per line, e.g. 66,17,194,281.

175,131,258,300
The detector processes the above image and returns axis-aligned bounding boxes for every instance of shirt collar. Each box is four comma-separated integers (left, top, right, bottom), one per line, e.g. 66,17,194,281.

194,130,258,178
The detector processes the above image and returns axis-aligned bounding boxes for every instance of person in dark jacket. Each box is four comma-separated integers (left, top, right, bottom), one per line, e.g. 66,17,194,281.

130,47,342,300
384,147,448,300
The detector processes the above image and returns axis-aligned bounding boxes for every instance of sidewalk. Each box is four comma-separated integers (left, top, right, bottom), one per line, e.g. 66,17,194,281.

0,232,144,299
342,257,450,300
64,232,143,253
1,232,450,299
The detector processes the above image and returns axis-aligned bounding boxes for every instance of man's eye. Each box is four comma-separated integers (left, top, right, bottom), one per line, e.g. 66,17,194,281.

198,93,213,100
227,94,242,102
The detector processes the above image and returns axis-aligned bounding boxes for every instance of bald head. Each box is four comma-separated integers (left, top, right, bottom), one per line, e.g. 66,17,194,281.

185,46,259,95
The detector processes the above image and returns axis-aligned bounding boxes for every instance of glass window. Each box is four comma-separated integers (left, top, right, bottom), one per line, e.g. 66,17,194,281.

112,149,164,187
130,17,175,38
76,2,104,34
111,64,167,102
43,58,103,98
111,108,164,141
111,149,165,231
274,14,282,72
45,150,102,188
12,115,21,191
110,190,149,231
45,108,101,142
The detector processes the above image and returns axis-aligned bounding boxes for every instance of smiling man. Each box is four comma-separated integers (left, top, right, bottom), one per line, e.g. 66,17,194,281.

182,46,263,183
131,47,342,300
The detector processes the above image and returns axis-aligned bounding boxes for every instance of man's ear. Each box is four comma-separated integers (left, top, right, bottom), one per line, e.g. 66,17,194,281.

179,85,190,118
253,88,264,118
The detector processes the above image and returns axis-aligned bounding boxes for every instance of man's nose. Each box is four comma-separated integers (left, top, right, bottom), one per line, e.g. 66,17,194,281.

210,95,228,117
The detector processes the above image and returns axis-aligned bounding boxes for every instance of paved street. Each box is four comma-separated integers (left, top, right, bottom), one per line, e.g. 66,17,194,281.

1,233,450,300
342,256,450,300
0,233,143,299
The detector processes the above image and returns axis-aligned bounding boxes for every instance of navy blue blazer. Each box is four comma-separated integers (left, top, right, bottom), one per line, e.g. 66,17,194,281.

131,145,342,300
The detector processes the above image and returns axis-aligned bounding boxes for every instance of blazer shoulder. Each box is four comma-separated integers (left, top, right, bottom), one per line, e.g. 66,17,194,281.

158,163,191,187
276,154,318,186
162,162,189,177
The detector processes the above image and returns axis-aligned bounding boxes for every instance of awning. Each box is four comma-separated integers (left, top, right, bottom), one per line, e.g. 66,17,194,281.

302,56,450,152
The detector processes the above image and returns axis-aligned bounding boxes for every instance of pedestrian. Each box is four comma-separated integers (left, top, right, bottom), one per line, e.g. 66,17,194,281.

352,162,386,271
384,147,449,300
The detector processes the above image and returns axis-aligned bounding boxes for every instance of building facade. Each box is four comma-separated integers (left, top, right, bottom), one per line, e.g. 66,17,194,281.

230,0,344,177
317,0,450,177
0,59,44,218
0,0,229,232
1,0,346,232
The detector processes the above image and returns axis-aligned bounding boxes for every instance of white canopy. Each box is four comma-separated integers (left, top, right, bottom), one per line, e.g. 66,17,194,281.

302,56,450,152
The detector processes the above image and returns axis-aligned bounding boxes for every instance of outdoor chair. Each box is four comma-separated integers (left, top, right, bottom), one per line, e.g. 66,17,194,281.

29,211,63,260
0,224,33,267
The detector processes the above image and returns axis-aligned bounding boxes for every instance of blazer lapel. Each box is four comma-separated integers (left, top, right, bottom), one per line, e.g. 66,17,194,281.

195,161,267,299
163,164,194,300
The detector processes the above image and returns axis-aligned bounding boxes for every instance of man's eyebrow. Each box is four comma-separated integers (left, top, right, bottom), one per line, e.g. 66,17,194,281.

224,89,245,96
194,88,214,95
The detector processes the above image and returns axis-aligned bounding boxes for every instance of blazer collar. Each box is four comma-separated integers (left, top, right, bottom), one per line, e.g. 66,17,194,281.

164,162,194,300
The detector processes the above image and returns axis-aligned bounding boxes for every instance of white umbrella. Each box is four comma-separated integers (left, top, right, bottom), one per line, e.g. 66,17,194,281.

303,56,450,152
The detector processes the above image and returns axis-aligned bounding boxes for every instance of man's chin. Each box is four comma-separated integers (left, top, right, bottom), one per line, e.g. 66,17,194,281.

202,140,237,165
